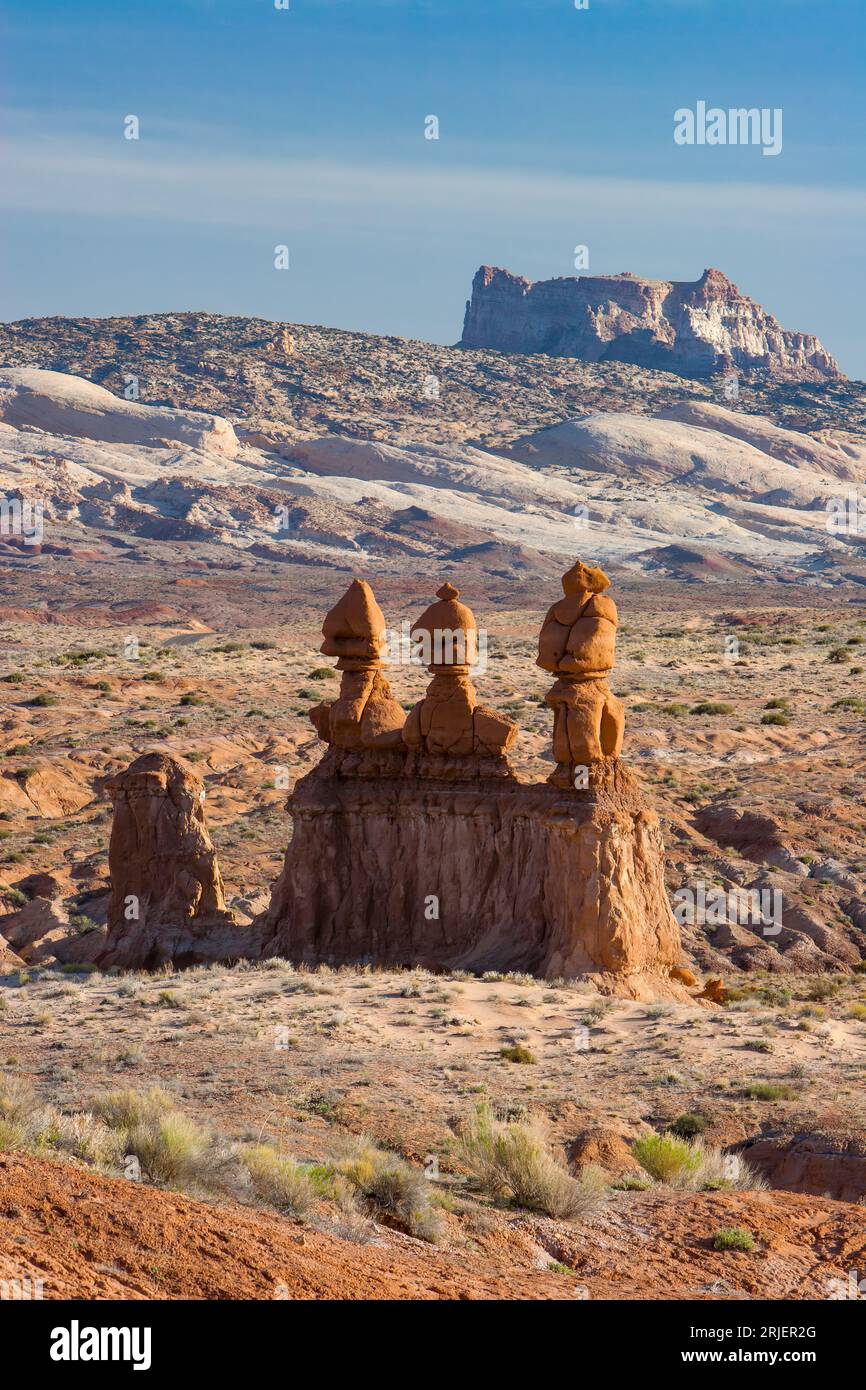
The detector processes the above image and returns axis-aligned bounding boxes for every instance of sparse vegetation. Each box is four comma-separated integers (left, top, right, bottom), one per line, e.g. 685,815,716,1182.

712,1227,755,1252
745,1082,793,1101
632,1133,702,1184
458,1104,606,1219
498,1044,536,1064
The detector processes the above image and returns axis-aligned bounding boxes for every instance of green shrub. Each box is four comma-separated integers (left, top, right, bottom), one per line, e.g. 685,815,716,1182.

68,914,99,935
30,693,59,707
92,1087,219,1188
668,1113,706,1139
632,1133,702,1183
243,1145,318,1216
334,1136,443,1242
712,1227,755,1252
498,1044,537,1064
691,702,735,716
0,1076,48,1152
745,1082,793,1101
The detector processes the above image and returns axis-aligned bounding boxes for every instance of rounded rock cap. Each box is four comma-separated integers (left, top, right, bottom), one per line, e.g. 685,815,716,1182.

411,581,478,667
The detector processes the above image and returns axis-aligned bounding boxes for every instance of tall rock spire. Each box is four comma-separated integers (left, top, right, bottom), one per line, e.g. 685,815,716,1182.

536,559,624,788
402,582,517,762
308,578,405,750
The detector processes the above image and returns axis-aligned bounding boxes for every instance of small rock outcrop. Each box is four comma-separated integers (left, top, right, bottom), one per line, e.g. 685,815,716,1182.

460,266,840,380
98,752,246,969
0,936,24,972
0,368,238,455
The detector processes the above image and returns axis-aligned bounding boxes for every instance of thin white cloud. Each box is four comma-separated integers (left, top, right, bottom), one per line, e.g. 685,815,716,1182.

2,132,864,232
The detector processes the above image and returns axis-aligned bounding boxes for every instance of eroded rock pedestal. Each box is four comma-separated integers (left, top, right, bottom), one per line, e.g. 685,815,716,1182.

98,752,248,969
262,572,683,997
263,755,681,996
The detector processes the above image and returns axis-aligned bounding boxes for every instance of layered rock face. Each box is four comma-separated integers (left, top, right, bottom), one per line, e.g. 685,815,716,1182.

99,752,247,968
263,757,680,995
460,266,840,380
262,569,684,997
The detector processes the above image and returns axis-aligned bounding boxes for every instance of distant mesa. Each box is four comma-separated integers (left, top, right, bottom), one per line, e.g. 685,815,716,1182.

460,265,841,381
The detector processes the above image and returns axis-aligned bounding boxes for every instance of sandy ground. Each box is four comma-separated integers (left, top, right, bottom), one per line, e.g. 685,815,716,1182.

1,580,865,1300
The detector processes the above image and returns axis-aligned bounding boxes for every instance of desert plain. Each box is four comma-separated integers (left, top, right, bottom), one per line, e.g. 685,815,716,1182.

0,312,865,1301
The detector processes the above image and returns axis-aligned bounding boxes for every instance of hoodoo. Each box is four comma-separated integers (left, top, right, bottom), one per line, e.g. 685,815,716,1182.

261,567,684,997
98,752,247,969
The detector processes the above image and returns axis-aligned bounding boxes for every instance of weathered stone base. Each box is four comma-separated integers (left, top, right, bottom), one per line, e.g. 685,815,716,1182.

98,911,253,971
261,752,684,997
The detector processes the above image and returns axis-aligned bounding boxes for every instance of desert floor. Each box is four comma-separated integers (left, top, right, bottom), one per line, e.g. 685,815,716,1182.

1,575,865,1299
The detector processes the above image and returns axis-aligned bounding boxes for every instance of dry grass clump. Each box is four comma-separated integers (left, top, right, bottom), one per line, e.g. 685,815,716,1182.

0,1081,441,1244
458,1104,606,1220
332,1135,443,1244
50,1111,127,1171
0,1075,49,1152
91,1087,227,1188
242,1144,320,1217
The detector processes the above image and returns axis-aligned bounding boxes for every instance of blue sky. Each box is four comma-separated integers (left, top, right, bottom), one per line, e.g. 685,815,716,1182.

2,0,864,375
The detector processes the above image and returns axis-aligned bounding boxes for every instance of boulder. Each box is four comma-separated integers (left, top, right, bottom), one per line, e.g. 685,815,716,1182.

0,935,24,972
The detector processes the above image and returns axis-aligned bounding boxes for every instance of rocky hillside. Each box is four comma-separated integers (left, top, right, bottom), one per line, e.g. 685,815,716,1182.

2,360,865,587
461,266,841,381
0,312,862,457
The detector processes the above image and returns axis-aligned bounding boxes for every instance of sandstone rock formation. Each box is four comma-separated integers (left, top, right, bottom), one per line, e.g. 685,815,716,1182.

0,935,24,972
461,266,840,380
0,895,105,968
261,573,683,997
537,560,624,787
98,752,246,968
0,368,238,455
263,755,682,995
734,1133,866,1203
308,579,405,751
402,583,518,767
